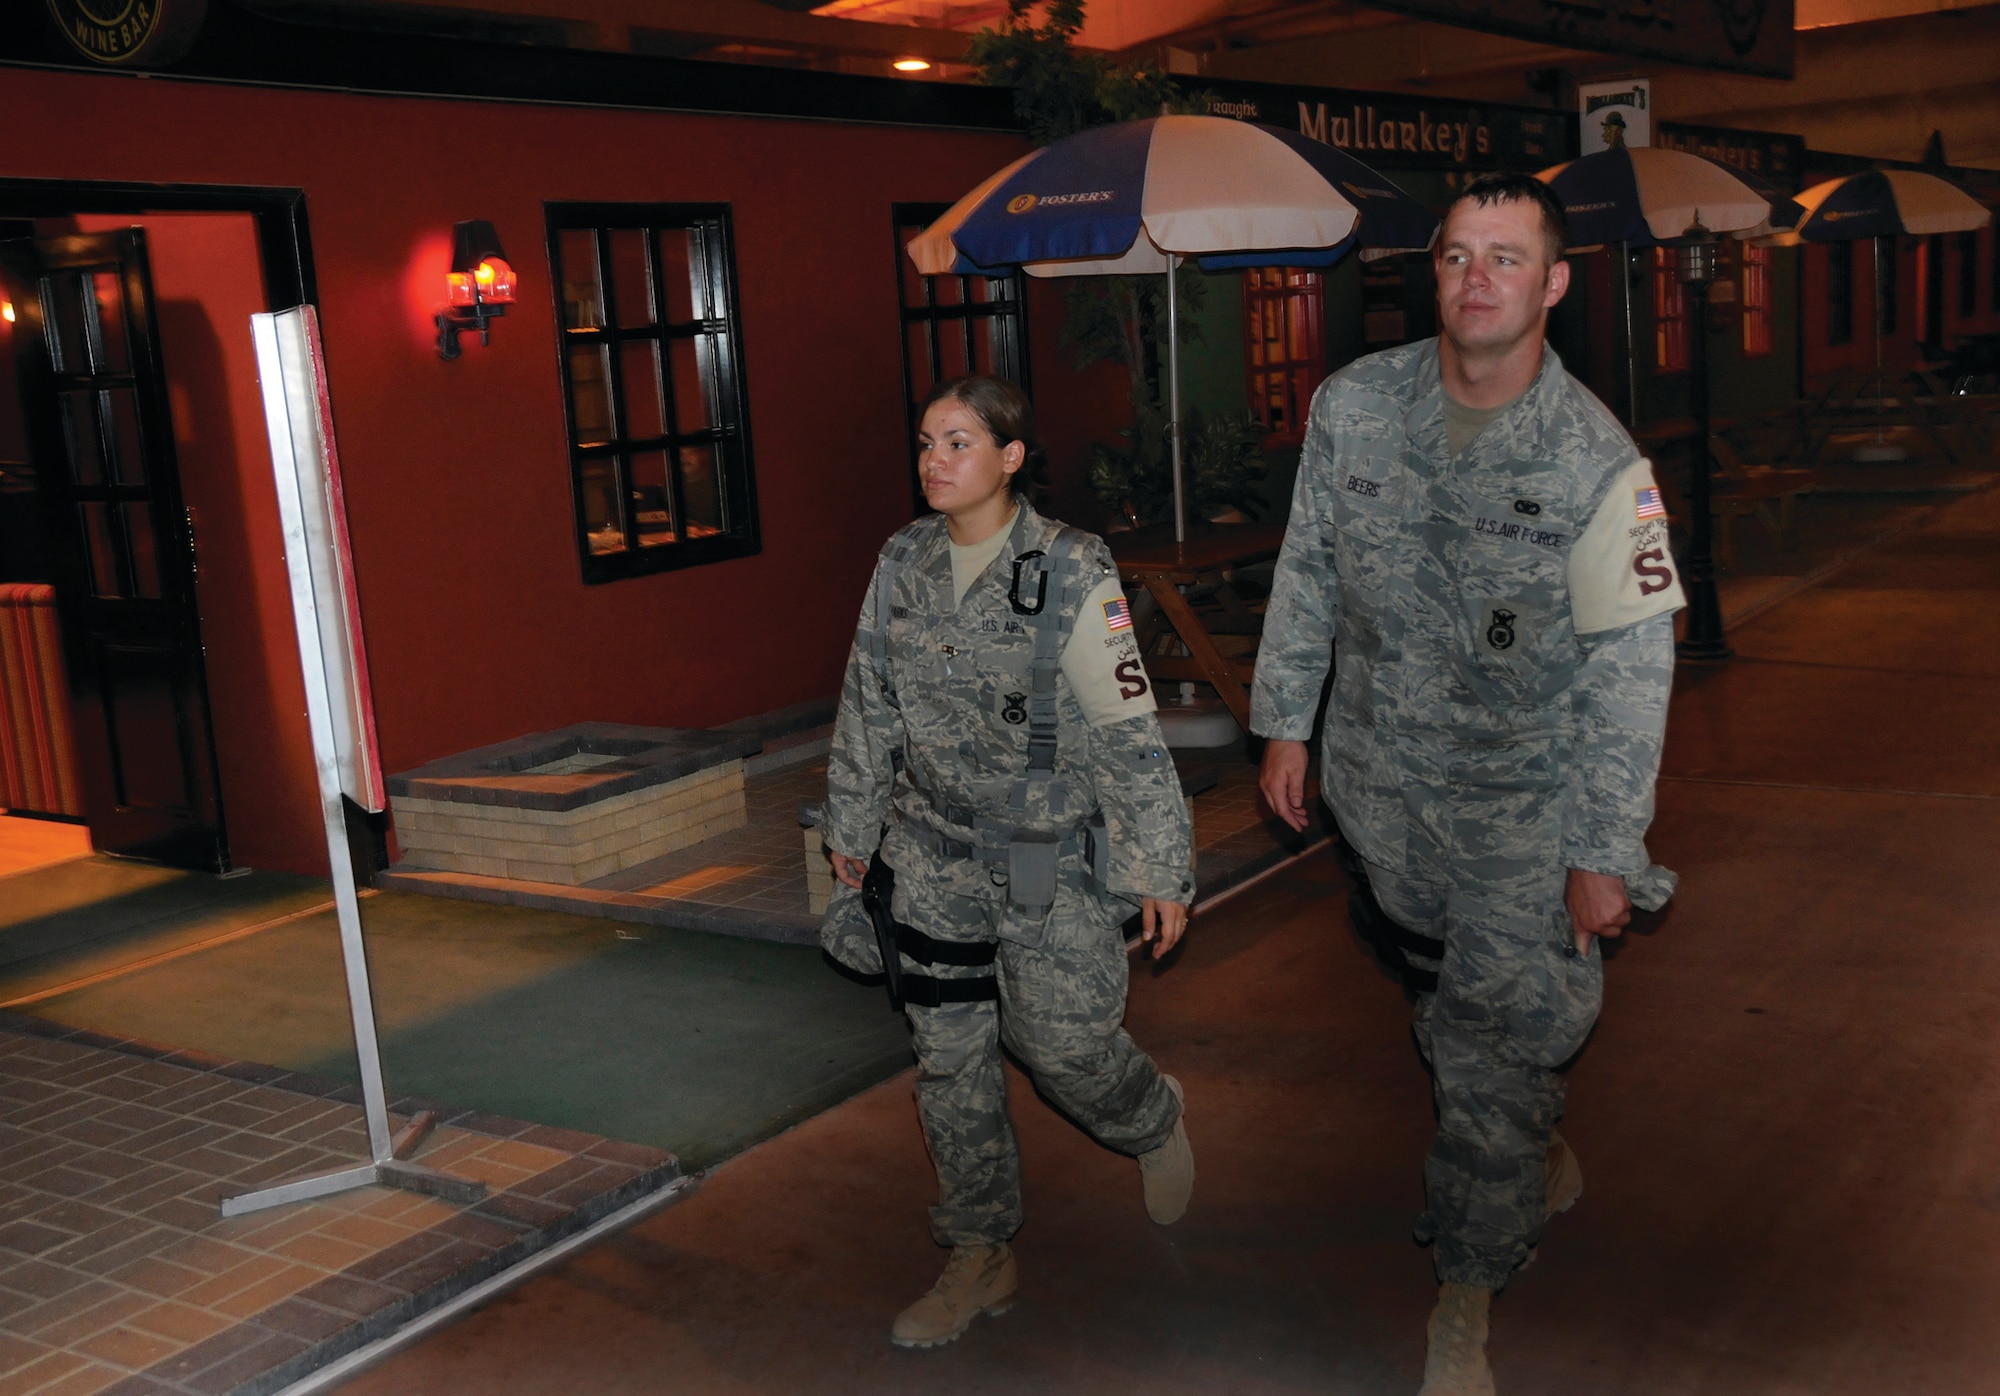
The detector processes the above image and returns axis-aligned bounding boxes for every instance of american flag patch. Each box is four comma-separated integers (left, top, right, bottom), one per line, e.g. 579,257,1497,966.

1634,486,1666,520
1102,597,1133,632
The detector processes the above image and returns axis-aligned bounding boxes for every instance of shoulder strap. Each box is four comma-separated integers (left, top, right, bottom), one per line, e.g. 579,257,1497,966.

1015,525,1093,782
863,522,938,709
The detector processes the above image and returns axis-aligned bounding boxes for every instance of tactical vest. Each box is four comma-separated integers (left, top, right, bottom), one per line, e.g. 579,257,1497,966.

863,510,1111,913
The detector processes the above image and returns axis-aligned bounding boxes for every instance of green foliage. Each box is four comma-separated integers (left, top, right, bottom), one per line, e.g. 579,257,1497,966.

970,0,1264,526
1088,403,1269,527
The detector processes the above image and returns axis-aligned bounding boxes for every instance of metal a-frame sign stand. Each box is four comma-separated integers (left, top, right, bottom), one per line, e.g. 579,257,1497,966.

223,307,484,1218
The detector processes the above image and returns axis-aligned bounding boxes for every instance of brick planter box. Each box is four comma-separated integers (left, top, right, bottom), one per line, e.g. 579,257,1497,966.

388,723,757,886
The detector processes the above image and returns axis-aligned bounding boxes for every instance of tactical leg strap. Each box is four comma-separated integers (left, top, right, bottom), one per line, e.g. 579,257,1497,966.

894,924,999,968
899,973,1001,1008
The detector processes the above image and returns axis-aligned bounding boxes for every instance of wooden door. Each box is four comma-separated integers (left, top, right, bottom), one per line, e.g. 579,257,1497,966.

0,229,229,870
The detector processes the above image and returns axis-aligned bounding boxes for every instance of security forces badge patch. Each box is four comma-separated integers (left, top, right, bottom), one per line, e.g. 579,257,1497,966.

1479,601,1521,654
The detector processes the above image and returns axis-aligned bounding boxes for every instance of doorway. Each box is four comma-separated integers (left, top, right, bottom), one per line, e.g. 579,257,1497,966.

0,182,321,876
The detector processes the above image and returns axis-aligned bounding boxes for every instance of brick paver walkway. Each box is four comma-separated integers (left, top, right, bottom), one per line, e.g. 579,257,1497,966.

0,1015,680,1396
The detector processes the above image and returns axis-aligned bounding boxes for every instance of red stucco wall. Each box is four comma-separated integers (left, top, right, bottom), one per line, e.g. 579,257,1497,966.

0,67,1061,873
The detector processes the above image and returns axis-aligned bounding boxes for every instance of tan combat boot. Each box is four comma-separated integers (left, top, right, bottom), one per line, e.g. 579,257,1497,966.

1546,1133,1583,1219
1138,1074,1194,1224
1418,1282,1495,1396
889,1243,1018,1349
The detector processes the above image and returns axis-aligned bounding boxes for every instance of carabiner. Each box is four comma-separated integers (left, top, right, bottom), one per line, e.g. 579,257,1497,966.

1009,550,1049,615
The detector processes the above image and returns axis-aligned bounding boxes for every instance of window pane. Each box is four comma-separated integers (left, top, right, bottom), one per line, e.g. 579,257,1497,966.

123,502,161,599
669,336,711,434
608,229,654,327
105,388,145,485
628,450,677,547
46,273,89,376
581,459,625,554
619,340,665,442
81,501,122,596
559,229,604,329
972,323,998,377
938,321,970,380
59,391,104,485
932,275,963,308
659,228,698,324
677,443,723,537
91,271,129,374
568,345,614,443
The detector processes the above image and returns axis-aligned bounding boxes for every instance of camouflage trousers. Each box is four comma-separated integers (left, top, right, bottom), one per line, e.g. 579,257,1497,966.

893,874,1180,1247
1359,779,1604,1291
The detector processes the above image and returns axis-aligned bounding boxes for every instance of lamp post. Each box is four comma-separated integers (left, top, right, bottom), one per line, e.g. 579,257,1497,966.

1675,217,1731,662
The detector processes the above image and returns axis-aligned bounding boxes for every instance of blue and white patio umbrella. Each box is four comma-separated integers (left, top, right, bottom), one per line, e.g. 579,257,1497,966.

1536,146,1798,429
1761,169,1989,244
909,115,1439,539
1756,170,1991,388
1536,146,1793,248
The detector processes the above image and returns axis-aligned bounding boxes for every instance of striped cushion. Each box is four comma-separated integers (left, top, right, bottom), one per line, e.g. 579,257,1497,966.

0,583,85,818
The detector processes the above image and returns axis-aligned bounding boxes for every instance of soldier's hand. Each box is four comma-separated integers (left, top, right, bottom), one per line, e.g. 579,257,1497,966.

1140,898,1189,959
1566,867,1631,954
1258,739,1312,832
831,852,869,890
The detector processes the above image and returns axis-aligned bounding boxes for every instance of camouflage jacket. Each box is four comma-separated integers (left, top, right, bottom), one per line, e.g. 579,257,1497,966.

1249,340,1682,881
825,503,1195,917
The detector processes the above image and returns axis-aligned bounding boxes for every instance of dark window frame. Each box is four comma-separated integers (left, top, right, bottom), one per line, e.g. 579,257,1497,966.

1652,246,1689,373
1241,267,1326,447
1827,239,1854,346
1958,230,1979,321
892,202,1030,513
1740,241,1774,358
545,201,759,585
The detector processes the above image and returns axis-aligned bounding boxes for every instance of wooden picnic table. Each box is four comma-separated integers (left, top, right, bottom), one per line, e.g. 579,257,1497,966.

1108,522,1287,732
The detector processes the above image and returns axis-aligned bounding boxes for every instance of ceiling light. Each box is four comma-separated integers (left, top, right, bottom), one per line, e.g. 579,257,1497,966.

893,57,932,71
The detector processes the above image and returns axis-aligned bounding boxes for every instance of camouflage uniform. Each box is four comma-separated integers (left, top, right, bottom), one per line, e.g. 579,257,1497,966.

824,502,1196,1247
1250,341,1683,1290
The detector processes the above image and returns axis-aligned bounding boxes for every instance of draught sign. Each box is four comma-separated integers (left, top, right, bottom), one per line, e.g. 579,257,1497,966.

249,306,385,813
231,306,481,1217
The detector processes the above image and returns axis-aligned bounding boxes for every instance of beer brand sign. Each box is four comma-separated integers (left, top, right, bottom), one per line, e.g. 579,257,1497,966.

45,0,206,66
1202,78,1573,172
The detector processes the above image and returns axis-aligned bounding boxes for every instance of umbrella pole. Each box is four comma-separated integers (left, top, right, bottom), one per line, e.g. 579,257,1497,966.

1167,256,1187,545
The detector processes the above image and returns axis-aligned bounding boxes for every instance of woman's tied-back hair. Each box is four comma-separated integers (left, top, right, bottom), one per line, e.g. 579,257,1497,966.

920,374,1047,499
1453,171,1571,267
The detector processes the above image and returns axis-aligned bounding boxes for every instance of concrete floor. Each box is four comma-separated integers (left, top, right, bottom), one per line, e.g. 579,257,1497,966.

332,484,2000,1393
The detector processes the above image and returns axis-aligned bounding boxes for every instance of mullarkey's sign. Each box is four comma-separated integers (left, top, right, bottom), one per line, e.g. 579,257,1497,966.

1201,78,1575,174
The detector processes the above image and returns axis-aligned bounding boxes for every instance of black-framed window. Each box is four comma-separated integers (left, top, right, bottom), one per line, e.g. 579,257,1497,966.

1827,240,1854,346
893,203,1029,510
547,203,758,583
1876,236,1899,337
1959,230,1980,320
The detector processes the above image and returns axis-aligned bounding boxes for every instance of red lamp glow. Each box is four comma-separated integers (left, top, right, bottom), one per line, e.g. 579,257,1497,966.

436,221,517,360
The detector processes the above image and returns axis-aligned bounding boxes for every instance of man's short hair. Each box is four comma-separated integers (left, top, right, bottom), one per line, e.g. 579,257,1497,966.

1448,172,1569,267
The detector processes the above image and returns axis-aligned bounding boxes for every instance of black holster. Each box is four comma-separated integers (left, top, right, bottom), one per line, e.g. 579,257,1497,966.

860,852,1000,1012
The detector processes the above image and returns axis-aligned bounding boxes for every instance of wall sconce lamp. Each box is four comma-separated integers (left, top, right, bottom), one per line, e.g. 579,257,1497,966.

435,220,517,360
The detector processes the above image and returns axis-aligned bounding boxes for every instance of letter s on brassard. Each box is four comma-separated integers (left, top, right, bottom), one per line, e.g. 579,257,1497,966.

1634,547,1674,596
1115,658,1150,700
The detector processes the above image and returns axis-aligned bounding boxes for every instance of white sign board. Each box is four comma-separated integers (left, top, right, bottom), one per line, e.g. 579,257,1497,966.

1579,79,1651,156
250,306,386,813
